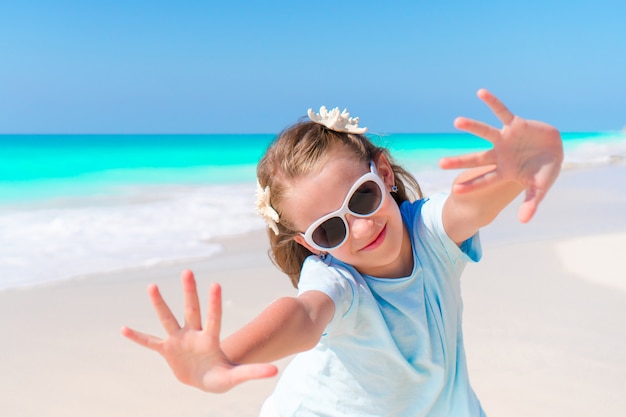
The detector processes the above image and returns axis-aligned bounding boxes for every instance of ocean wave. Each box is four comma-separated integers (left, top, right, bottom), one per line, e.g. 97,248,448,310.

2,132,625,290
562,133,626,168
0,183,263,290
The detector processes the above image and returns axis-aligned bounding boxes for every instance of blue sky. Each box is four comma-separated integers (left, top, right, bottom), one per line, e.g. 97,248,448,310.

1,1,624,134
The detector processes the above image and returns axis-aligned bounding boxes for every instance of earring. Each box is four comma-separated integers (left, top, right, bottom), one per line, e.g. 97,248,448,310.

390,185,398,193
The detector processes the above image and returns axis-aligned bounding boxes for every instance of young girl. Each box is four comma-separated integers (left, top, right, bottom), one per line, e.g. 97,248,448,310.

121,89,563,416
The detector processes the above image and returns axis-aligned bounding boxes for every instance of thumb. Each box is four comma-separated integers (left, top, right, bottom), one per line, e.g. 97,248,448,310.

229,363,279,386
211,363,278,393
202,363,278,393
518,187,545,223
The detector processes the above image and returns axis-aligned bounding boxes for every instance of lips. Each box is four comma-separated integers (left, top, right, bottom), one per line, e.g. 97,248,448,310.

361,225,387,251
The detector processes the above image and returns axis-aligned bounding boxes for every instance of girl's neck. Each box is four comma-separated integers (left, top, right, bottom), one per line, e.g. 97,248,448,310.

386,224,414,278
354,223,414,279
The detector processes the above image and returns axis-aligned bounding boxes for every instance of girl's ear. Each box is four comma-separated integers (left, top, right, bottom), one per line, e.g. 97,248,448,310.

293,234,319,255
375,153,396,190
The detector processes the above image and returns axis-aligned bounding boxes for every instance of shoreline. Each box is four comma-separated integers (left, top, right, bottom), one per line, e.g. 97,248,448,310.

1,163,625,416
3,162,626,294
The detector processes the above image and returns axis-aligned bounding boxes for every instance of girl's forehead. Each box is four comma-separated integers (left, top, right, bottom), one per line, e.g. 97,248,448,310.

299,152,366,190
282,155,368,229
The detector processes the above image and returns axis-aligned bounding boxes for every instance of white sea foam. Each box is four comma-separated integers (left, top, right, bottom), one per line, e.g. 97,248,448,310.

0,183,263,290
2,133,625,291
562,133,626,167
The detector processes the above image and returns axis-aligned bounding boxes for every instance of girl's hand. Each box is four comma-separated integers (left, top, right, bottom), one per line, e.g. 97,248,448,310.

439,89,563,223
120,270,278,393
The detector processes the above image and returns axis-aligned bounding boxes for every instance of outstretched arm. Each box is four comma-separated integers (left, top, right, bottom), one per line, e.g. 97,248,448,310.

221,289,334,364
121,269,334,393
439,89,563,245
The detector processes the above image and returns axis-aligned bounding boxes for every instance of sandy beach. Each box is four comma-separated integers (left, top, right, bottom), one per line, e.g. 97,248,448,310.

1,163,625,417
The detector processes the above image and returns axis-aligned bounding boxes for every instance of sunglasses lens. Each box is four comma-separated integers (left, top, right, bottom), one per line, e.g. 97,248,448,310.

348,181,382,215
312,216,346,249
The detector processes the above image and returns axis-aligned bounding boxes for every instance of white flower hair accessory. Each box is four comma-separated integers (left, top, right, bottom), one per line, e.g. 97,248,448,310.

307,106,367,134
255,181,280,235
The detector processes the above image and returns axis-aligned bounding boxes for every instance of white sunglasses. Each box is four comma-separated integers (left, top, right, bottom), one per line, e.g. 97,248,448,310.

301,161,386,251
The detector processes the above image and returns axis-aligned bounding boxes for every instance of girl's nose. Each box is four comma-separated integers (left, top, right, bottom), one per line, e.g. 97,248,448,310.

347,215,375,240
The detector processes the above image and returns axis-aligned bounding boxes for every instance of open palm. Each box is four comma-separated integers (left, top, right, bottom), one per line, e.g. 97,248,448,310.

440,89,564,223
121,270,277,393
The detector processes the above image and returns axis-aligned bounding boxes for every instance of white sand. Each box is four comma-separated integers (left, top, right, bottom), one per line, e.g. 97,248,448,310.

556,232,626,292
462,238,626,417
1,164,625,417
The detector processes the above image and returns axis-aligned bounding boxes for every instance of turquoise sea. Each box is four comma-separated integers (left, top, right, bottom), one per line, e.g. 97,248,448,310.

1,132,625,290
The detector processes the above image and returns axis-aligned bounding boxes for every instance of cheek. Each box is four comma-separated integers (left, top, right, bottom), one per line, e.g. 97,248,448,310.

381,197,402,222
329,243,354,260
383,201,405,238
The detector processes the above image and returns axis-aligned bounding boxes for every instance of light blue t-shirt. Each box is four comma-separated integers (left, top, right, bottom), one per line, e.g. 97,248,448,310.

272,193,484,417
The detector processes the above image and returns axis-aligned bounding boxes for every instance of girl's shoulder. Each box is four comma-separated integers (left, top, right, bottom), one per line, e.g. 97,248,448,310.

402,193,482,264
400,192,449,226
301,255,360,286
300,255,358,324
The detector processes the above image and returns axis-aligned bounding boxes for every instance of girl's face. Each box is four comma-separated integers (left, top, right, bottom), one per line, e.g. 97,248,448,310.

285,148,413,278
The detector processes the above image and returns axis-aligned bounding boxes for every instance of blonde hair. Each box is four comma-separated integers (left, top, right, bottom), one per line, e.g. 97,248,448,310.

257,121,422,288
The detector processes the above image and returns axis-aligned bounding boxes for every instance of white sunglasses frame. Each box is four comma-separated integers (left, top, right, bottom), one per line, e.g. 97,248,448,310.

301,161,387,252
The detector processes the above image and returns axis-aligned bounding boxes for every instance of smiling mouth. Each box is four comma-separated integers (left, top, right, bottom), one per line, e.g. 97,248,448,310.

361,225,387,251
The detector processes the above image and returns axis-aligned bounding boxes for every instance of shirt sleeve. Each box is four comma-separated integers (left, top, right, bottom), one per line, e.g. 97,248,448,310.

407,192,482,263
297,256,355,329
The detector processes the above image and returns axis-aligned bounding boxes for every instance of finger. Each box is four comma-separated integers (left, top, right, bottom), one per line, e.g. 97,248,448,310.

454,117,501,143
181,270,202,330
477,88,515,125
120,326,163,351
147,284,181,334
452,168,500,194
439,149,495,170
228,363,279,386
204,283,223,340
518,186,546,223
